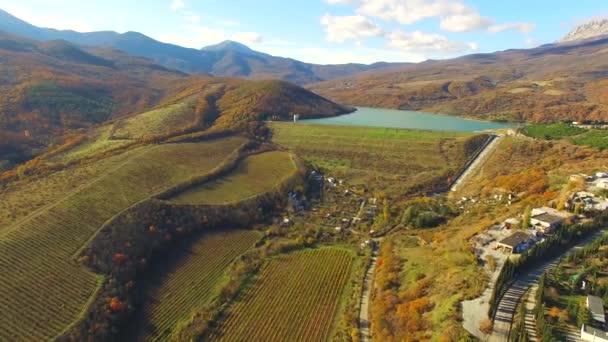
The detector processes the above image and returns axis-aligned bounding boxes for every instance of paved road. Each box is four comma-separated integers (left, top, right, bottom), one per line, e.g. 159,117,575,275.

489,229,607,341
359,247,378,342
450,135,502,192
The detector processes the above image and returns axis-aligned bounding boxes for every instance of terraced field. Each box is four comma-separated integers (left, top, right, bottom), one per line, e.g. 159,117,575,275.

170,151,297,204
0,137,246,341
211,248,355,342
112,98,198,139
136,230,261,341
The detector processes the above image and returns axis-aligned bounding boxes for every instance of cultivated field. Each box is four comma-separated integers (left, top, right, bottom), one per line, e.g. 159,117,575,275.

270,122,475,194
0,137,246,341
136,229,261,341
112,98,197,139
170,151,297,204
211,247,354,342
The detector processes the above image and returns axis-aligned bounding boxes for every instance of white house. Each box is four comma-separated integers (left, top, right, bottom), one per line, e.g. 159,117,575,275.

582,324,608,342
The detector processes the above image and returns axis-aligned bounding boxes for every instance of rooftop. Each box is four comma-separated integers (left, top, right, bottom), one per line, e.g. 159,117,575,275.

588,295,606,323
498,231,532,248
532,213,564,225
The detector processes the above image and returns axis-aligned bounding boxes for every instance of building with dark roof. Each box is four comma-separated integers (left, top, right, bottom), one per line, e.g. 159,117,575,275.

497,231,534,254
530,213,565,234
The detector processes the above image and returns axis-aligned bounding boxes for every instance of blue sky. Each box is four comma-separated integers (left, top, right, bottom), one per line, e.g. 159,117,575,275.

1,0,606,64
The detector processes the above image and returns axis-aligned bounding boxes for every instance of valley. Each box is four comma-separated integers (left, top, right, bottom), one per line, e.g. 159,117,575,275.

0,5,607,342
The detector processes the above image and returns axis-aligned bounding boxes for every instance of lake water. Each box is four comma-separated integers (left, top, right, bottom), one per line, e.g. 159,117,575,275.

301,107,514,132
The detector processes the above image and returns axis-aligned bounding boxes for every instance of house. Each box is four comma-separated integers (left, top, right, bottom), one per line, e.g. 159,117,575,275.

530,213,565,234
582,324,608,342
496,231,535,254
587,295,606,324
531,206,572,219
597,172,608,179
597,179,608,190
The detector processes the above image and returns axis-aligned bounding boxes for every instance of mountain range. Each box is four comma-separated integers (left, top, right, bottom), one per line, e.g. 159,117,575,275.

0,31,350,172
310,34,608,123
0,9,405,85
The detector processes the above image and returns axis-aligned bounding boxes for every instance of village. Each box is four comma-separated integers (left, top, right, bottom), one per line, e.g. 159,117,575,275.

466,171,608,341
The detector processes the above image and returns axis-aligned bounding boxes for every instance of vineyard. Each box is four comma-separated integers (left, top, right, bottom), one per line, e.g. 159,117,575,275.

136,230,260,341
211,248,355,342
0,137,246,341
170,151,297,205
111,98,198,140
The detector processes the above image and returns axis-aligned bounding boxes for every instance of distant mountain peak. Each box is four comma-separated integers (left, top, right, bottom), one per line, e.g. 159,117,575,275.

560,18,608,42
201,40,254,53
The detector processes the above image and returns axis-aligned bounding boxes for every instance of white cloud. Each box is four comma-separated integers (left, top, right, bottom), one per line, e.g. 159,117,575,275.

488,22,536,34
327,0,536,34
232,32,263,44
355,0,480,27
388,29,477,53
440,12,492,32
170,0,185,11
321,14,384,43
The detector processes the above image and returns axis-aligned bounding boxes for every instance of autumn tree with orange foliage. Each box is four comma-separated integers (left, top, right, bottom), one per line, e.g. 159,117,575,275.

371,242,434,341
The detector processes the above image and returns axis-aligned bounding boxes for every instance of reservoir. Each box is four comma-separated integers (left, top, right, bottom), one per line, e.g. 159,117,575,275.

302,107,514,132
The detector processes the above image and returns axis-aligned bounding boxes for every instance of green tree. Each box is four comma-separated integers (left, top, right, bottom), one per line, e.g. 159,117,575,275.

522,206,532,230
577,305,592,326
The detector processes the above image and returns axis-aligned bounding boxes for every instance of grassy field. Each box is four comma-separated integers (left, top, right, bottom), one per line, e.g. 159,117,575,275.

210,247,354,342
170,151,297,205
269,122,475,194
523,123,608,150
112,98,197,139
0,137,246,341
51,98,198,163
523,123,586,140
0,146,144,230
135,229,261,341
50,125,132,163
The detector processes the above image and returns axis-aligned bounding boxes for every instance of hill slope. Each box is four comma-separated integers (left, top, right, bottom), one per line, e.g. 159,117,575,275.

310,35,608,123
0,8,405,84
0,32,351,173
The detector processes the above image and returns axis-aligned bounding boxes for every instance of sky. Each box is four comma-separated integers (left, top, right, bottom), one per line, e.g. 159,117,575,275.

1,0,606,64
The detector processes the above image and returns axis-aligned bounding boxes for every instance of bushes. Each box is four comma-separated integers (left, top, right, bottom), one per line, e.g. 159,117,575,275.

399,197,458,229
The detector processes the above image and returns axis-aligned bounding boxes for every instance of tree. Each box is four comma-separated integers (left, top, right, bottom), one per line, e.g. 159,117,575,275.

383,199,390,222
522,206,532,230
577,305,592,326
